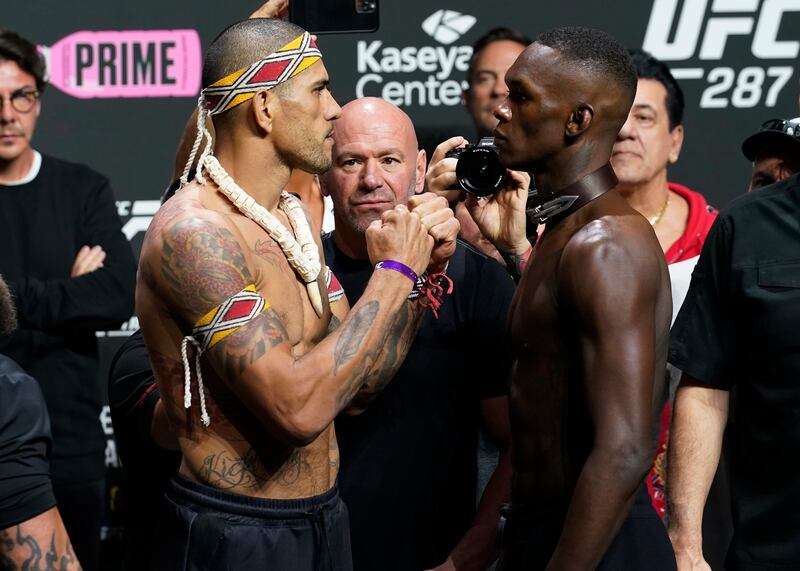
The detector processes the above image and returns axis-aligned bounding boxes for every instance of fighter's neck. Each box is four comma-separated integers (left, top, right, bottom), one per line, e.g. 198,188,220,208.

212,145,291,212
527,163,618,227
551,163,617,200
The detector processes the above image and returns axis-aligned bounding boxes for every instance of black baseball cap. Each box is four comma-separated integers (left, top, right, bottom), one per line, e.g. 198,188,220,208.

742,117,800,161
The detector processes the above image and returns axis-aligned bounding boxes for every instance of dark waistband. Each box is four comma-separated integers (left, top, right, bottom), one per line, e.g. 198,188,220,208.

167,474,341,518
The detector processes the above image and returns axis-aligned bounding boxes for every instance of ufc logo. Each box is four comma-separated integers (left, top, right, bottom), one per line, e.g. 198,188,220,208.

643,0,800,61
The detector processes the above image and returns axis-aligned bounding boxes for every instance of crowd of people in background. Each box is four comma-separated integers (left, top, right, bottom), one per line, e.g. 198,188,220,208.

1,2,799,570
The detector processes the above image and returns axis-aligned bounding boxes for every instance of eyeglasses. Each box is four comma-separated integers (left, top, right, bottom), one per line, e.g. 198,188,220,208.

0,89,40,113
759,118,800,138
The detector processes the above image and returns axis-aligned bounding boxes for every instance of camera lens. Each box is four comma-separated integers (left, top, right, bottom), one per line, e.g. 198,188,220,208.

455,146,507,197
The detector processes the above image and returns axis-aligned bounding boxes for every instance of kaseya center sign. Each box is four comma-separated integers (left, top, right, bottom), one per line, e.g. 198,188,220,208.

356,9,476,107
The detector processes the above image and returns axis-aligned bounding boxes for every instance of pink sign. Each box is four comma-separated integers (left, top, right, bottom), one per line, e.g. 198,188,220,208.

40,29,202,99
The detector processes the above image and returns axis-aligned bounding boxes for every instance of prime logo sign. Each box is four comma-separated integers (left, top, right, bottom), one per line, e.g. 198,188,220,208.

41,30,201,99
355,10,476,107
643,0,798,109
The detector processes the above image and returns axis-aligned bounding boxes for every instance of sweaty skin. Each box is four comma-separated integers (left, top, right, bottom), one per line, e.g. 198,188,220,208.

469,40,673,569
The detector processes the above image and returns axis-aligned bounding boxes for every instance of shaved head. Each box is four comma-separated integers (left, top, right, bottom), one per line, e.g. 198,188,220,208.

335,97,419,155
202,18,306,89
201,18,309,133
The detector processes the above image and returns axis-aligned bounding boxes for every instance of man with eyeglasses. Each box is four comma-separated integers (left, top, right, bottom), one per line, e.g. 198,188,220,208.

0,29,136,571
666,111,800,568
741,117,800,192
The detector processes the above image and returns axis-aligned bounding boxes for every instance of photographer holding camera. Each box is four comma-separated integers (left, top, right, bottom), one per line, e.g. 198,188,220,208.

426,136,532,281
444,28,531,263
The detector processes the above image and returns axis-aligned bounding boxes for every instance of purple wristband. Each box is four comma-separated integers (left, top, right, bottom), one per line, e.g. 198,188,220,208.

375,260,418,284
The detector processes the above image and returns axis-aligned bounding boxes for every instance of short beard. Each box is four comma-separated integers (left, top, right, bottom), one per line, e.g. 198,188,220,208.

344,176,417,236
292,142,332,175
0,276,18,335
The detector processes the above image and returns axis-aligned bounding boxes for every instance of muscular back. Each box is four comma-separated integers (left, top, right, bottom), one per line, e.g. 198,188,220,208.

509,189,671,506
136,183,341,500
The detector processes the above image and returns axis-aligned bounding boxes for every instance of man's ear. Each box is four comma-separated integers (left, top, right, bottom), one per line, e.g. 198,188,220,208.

566,103,593,137
251,90,277,135
669,124,685,164
414,149,427,194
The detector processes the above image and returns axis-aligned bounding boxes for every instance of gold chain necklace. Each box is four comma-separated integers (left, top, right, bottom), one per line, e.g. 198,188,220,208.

648,193,671,226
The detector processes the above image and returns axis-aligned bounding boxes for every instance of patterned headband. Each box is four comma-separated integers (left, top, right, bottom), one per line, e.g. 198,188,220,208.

202,31,321,116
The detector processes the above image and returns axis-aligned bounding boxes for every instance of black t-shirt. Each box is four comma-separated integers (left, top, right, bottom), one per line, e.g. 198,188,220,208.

324,235,515,570
669,174,800,570
107,330,181,571
0,354,56,528
0,155,137,484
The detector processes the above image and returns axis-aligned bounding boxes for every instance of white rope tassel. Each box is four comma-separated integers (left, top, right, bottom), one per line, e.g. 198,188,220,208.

194,116,214,185
180,335,211,427
180,96,207,187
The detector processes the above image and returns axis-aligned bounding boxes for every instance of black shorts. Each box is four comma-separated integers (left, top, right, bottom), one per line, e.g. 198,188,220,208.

150,475,352,571
498,484,676,571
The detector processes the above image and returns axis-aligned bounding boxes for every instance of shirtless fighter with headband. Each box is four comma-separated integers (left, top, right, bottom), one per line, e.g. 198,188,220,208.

136,19,458,570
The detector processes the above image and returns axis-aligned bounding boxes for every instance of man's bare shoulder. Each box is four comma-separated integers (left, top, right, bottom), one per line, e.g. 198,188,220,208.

568,206,659,258
560,210,663,295
139,185,256,322
144,186,228,246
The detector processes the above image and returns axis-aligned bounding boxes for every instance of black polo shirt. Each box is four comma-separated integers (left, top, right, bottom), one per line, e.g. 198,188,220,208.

0,354,56,528
669,173,800,570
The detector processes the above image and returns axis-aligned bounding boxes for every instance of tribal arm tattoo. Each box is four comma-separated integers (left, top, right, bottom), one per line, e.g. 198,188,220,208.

0,516,81,571
338,299,425,414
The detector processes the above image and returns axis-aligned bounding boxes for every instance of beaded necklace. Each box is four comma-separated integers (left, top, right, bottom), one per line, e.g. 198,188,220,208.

203,155,324,317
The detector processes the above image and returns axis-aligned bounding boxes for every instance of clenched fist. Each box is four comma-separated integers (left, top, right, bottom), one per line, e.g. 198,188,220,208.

366,204,433,276
408,193,459,274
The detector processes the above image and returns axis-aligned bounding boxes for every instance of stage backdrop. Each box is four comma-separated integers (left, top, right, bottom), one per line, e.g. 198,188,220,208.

6,0,800,556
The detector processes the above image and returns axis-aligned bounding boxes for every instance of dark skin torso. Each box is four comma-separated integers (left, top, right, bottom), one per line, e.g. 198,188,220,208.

508,189,671,511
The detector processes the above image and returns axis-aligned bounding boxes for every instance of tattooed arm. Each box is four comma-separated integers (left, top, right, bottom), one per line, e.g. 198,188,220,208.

0,508,81,571
322,285,425,416
339,193,458,415
499,243,533,283
146,207,432,446
340,295,424,416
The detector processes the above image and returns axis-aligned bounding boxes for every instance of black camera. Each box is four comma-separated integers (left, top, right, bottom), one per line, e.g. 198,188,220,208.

445,137,508,197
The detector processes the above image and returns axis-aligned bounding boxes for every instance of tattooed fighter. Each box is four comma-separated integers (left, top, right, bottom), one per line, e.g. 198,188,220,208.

136,19,457,571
